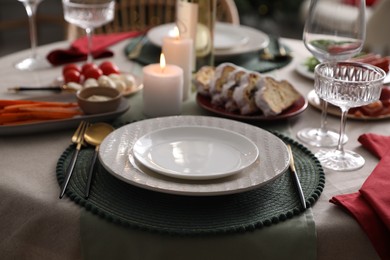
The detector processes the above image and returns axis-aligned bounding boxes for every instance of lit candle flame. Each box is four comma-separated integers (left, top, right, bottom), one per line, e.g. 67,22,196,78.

173,26,180,39
160,53,166,73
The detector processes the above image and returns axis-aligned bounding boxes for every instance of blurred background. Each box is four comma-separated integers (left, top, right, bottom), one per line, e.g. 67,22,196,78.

0,0,305,57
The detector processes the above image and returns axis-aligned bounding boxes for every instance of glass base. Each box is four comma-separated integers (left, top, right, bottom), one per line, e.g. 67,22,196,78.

296,127,347,148
14,56,50,71
315,149,365,171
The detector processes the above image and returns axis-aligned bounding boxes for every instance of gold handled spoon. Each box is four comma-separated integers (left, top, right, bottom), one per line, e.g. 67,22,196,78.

83,122,114,199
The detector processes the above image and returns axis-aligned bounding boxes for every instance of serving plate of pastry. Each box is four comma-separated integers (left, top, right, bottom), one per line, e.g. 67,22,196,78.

194,63,308,121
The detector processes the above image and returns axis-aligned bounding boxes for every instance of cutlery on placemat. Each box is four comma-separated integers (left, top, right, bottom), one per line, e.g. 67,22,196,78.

127,35,148,59
7,85,78,92
59,121,90,199
287,144,307,209
83,123,114,199
260,37,291,62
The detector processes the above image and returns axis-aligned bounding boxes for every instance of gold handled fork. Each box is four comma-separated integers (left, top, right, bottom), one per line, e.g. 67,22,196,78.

59,121,89,199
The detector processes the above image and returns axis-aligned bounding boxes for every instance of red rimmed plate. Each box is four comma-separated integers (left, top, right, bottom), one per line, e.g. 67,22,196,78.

196,93,308,121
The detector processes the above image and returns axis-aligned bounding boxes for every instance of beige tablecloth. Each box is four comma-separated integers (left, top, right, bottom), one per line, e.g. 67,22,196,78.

0,37,382,259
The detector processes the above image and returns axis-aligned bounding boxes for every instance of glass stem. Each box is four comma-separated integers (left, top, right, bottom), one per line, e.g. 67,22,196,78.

318,99,329,136
337,107,349,153
85,27,93,62
23,2,39,59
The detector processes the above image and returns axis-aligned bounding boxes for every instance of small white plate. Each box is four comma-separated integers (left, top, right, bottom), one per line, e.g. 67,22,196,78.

147,22,269,57
307,89,390,120
133,126,259,180
295,62,314,80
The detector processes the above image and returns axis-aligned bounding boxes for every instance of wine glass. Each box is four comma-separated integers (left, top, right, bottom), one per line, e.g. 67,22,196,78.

15,0,50,71
62,0,115,62
314,62,385,171
297,0,366,147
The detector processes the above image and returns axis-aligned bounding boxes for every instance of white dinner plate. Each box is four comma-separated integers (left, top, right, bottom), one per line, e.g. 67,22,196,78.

99,116,289,196
133,126,259,180
147,22,269,57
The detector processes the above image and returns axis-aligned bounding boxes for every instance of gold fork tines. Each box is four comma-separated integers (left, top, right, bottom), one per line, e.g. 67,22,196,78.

59,121,89,199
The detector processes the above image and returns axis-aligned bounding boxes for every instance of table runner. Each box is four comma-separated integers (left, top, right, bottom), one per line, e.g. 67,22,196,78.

56,131,324,235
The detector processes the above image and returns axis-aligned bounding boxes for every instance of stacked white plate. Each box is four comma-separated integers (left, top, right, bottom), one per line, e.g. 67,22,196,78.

147,22,270,57
99,116,289,196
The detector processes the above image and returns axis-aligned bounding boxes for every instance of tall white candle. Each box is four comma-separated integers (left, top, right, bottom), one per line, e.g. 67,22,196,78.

142,54,183,117
162,27,193,101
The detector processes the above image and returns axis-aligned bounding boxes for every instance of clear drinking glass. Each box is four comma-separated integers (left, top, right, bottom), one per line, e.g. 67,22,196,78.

62,0,115,62
15,0,50,71
297,0,366,147
314,62,385,171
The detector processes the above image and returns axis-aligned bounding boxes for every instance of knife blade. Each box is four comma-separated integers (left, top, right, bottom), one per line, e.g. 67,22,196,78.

287,144,307,209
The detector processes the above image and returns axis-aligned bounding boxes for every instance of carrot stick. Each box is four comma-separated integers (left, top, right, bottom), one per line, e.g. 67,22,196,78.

16,106,82,115
0,111,79,125
0,100,36,108
0,99,78,109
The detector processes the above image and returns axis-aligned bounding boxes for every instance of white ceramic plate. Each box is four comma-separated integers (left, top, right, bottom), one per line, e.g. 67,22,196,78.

54,72,143,97
295,62,314,80
99,116,289,196
147,22,269,57
307,89,390,120
133,126,259,180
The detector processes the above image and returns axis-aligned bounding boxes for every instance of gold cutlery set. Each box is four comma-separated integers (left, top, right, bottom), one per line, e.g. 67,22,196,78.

59,121,113,199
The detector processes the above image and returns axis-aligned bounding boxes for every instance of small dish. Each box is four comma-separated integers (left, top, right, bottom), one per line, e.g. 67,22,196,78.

77,86,122,114
196,93,308,121
132,126,259,180
307,89,390,120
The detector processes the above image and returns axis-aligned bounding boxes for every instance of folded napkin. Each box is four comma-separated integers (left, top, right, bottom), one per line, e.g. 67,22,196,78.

47,31,142,66
330,133,390,260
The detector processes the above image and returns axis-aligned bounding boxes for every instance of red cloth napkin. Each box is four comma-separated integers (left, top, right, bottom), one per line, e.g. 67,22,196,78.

46,31,142,66
330,133,390,260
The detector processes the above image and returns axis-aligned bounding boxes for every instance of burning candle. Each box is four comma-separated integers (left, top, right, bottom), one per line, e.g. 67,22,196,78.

142,53,183,117
162,26,193,101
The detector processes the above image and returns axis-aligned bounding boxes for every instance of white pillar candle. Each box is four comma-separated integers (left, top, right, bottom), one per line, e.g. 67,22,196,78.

142,54,183,117
162,27,193,101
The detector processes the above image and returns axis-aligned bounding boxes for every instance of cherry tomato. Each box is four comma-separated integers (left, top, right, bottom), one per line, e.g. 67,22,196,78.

81,62,98,75
62,63,81,75
99,61,120,75
63,69,82,83
84,67,103,80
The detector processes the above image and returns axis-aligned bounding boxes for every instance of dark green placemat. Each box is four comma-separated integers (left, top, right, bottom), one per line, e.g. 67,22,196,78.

124,36,292,73
56,131,324,236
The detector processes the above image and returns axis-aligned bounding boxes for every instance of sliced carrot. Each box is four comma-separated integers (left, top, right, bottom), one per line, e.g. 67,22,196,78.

0,99,84,125
0,99,78,109
16,106,82,115
0,100,36,109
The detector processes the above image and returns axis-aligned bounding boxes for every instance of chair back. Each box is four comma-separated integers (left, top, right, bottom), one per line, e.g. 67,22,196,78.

66,0,239,40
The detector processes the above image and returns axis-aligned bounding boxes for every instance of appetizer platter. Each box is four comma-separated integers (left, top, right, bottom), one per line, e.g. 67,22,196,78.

194,63,307,120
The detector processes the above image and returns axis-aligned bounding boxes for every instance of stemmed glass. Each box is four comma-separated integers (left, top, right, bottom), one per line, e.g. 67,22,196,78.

15,0,50,71
297,0,366,147
62,0,115,62
314,62,385,171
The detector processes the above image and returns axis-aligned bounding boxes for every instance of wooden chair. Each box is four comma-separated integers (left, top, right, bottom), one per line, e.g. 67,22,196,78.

66,0,240,40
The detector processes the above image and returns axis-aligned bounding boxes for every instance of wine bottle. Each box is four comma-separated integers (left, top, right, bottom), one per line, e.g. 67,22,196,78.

176,0,216,71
